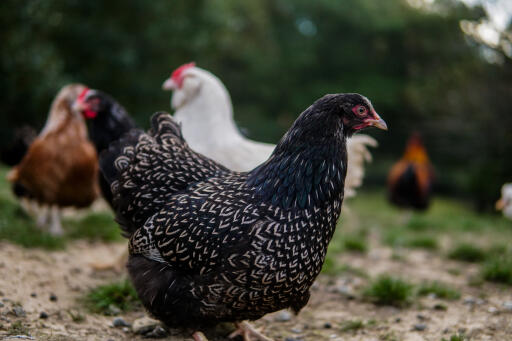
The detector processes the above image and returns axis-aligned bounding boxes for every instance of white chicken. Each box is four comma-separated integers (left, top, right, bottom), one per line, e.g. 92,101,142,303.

496,183,512,220
163,63,377,198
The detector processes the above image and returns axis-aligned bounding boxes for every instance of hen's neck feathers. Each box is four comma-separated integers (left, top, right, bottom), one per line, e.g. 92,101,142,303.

248,104,347,210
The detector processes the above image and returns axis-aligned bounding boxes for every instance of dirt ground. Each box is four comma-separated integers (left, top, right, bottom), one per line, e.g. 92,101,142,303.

1,239,511,341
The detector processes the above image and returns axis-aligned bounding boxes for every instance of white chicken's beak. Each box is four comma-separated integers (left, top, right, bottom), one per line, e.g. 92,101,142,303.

162,78,177,91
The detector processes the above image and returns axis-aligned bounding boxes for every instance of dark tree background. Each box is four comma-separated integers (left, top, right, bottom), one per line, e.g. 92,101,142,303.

1,0,511,210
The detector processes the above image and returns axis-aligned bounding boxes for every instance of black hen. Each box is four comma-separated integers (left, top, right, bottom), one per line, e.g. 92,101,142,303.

73,88,136,206
100,94,387,337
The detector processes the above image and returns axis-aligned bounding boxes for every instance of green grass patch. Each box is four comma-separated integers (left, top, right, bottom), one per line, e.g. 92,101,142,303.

65,212,121,242
363,275,413,306
417,281,460,300
7,321,30,336
481,256,512,285
405,235,438,250
448,244,487,262
340,320,364,332
321,257,368,277
82,280,140,314
343,234,368,253
441,334,466,341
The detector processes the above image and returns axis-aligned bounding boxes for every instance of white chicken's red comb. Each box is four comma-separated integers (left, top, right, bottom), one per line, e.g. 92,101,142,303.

171,62,196,86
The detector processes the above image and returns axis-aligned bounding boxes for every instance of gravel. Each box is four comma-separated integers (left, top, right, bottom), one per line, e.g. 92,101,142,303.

413,323,427,331
12,306,26,317
112,317,131,328
275,310,292,322
49,293,58,302
39,311,49,319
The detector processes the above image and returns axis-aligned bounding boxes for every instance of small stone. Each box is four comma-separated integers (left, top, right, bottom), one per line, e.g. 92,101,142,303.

113,317,131,328
12,306,26,317
336,285,356,299
395,318,401,323
488,307,499,314
0,302,4,308
132,316,161,335
416,314,428,321
503,301,512,311
285,338,304,341
463,297,476,305
433,303,447,311
49,293,58,302
107,304,121,316
323,322,332,329
290,327,303,334
145,325,167,338
30,293,37,298
39,311,49,319
122,327,130,333
275,310,292,322
413,323,427,331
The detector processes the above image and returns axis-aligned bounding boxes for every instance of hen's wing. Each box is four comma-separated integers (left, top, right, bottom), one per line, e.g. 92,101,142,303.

100,112,231,236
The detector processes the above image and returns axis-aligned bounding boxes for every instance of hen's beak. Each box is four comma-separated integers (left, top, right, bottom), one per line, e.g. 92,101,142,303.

496,198,505,211
364,112,388,131
162,78,176,91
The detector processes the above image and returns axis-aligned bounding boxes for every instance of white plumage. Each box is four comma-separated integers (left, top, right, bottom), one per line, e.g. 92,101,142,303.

497,183,512,220
163,64,377,198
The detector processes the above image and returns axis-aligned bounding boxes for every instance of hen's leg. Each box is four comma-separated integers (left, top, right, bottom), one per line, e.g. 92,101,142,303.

192,331,208,341
48,205,63,236
229,321,273,341
36,204,49,228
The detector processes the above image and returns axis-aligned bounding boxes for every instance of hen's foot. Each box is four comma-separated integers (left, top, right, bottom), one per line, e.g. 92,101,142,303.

228,321,273,341
192,331,208,341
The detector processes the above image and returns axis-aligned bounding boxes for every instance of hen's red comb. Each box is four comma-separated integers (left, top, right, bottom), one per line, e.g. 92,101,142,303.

77,87,90,103
171,62,196,87
76,87,97,119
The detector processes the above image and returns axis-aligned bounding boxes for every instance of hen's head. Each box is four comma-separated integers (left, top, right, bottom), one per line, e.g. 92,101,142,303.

296,93,386,137
162,62,230,111
73,88,115,120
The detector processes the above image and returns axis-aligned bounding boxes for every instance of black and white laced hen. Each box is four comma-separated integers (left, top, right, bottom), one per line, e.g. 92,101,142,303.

100,93,387,340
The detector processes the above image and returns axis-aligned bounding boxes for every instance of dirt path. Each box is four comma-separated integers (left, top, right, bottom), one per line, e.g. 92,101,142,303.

0,241,511,341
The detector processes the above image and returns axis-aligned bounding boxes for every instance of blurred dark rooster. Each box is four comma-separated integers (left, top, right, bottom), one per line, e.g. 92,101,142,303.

387,133,434,210
7,84,99,235
0,126,37,167
73,88,136,207
100,93,387,340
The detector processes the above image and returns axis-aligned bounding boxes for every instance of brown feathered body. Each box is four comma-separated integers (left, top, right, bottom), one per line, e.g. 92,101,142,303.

387,133,434,210
8,84,99,208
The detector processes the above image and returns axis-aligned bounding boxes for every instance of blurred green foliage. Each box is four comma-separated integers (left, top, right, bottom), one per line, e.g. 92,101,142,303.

1,0,511,209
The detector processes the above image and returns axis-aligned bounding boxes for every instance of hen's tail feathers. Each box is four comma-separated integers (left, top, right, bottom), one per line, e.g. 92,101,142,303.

100,112,228,238
345,134,378,199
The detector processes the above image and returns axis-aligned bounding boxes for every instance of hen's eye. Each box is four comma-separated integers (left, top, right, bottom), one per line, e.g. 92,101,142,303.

353,105,367,116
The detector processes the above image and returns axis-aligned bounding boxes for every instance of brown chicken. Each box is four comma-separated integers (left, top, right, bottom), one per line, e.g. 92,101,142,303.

387,132,434,210
7,84,99,235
